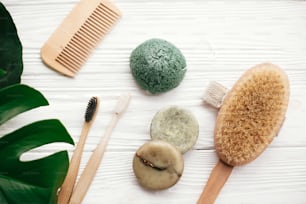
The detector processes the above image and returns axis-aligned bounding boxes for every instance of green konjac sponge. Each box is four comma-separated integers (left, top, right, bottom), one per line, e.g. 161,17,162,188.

130,39,187,94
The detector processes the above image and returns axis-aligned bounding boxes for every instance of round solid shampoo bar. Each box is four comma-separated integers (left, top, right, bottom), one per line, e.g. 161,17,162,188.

130,38,187,94
133,140,184,190
150,106,199,153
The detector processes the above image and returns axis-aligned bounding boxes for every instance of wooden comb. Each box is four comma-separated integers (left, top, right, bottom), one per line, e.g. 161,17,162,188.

41,0,121,77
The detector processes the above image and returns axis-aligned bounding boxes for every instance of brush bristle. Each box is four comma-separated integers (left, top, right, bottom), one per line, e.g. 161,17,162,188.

114,93,131,115
215,63,289,166
85,97,98,122
203,81,229,108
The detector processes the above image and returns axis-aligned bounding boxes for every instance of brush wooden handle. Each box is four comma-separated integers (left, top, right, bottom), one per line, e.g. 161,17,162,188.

197,160,233,204
69,93,131,204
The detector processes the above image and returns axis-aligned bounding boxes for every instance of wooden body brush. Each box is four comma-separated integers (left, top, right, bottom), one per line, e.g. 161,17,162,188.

198,63,290,204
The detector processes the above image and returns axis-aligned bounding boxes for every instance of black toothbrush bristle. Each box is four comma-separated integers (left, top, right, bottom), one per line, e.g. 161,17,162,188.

85,97,98,122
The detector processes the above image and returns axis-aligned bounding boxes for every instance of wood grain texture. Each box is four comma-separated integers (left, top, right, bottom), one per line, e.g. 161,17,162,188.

197,160,233,204
1,0,306,203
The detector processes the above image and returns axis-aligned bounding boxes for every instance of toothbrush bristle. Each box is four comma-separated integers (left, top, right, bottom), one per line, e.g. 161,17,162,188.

85,96,98,122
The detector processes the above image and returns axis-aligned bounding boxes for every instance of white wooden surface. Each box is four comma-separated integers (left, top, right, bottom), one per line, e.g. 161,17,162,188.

2,0,306,203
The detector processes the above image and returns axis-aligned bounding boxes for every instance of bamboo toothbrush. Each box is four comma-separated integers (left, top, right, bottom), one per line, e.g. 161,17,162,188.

198,63,290,204
58,97,99,204
69,93,131,204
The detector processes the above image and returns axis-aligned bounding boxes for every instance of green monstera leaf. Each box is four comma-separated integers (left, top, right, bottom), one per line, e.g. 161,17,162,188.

0,2,23,88
0,3,74,203
0,84,74,204
0,84,49,124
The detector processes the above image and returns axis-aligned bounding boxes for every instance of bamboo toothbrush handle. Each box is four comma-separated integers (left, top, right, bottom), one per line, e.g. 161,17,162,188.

58,123,91,204
69,115,117,204
69,93,131,204
197,160,233,204
58,97,99,204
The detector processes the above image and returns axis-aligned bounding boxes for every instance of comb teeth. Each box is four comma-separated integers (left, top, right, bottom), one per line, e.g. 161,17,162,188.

41,0,121,77
55,4,120,74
